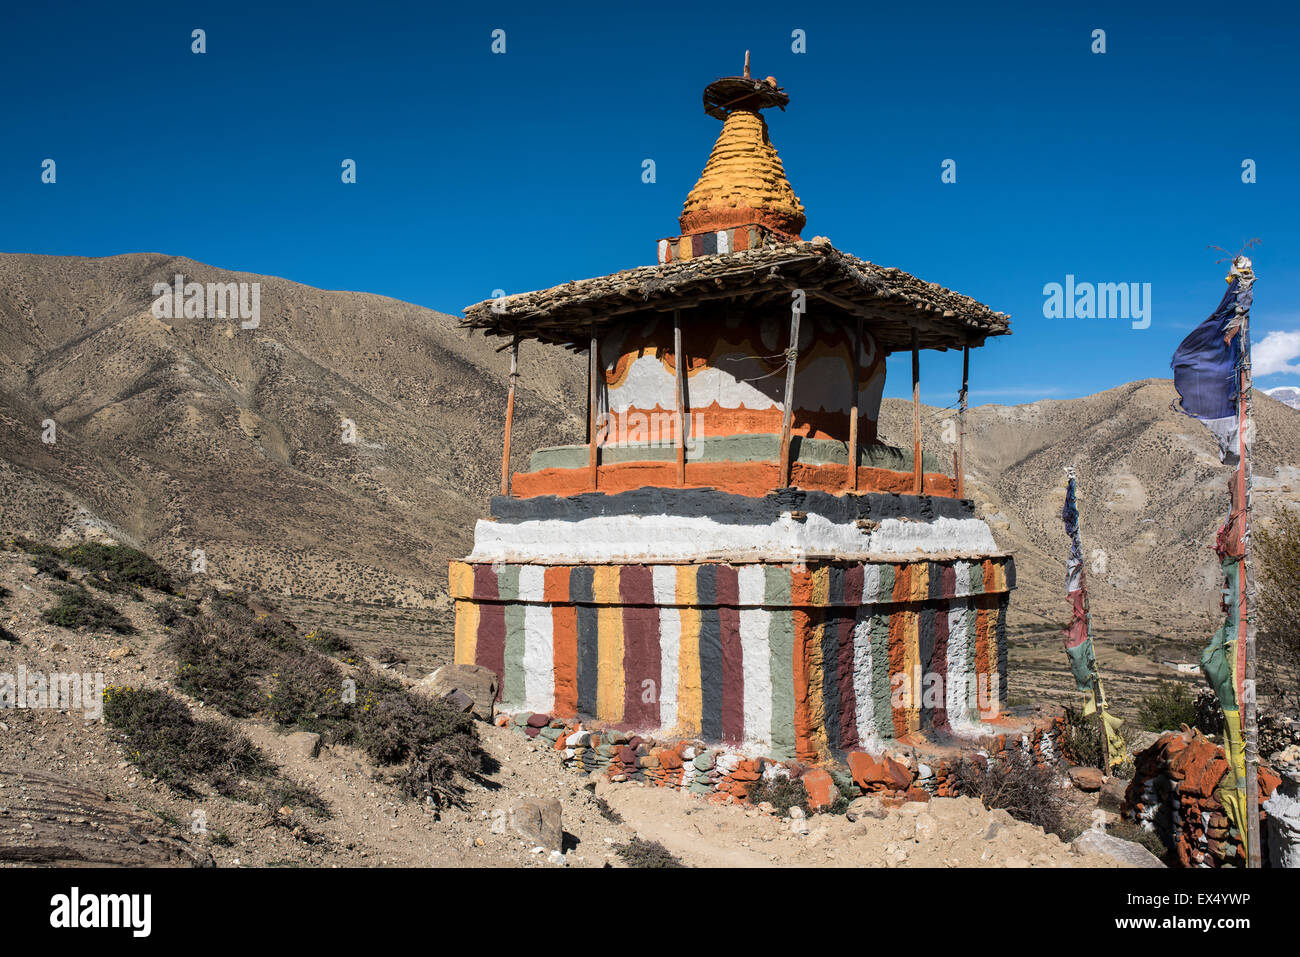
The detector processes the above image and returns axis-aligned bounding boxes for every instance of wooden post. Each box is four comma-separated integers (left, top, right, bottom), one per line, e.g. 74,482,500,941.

778,301,802,488
674,310,687,486
911,327,922,495
847,316,862,491
957,344,969,498
1235,261,1260,867
588,330,599,492
500,335,519,496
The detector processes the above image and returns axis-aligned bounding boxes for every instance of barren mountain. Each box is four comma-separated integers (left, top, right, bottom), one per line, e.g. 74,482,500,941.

0,252,584,665
2,253,1297,711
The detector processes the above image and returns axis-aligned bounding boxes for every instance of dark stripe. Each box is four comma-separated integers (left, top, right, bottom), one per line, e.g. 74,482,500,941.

820,610,840,752
697,565,723,741
472,566,505,700
996,594,1009,709
844,565,864,606
715,566,744,744
575,605,599,718
827,565,845,607
569,565,594,604
490,487,976,525
930,602,950,732
837,612,859,752
620,565,659,728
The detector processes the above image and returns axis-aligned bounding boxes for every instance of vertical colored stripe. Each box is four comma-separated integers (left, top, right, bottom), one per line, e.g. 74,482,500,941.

737,566,773,750
697,565,723,742
652,566,679,731
594,567,623,722
675,565,702,735
473,565,505,701
930,602,949,732
715,565,745,745
571,566,598,717
946,604,969,728
852,606,877,745
500,566,525,708
453,599,479,665
619,565,659,729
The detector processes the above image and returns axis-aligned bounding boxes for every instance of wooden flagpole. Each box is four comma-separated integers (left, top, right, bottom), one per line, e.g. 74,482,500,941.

1235,258,1260,867
847,316,863,491
958,344,969,499
500,335,519,496
674,310,687,486
778,298,802,488
911,328,922,494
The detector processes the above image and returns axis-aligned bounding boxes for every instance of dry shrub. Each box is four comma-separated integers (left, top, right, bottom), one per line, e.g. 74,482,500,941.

952,755,1069,839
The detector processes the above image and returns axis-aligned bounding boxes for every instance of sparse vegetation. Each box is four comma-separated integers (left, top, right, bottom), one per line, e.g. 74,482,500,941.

41,584,135,634
1258,505,1300,715
14,538,174,594
102,685,328,824
746,773,810,817
1058,704,1130,772
102,685,271,794
952,756,1069,839
1137,680,1197,732
165,590,487,806
613,836,685,868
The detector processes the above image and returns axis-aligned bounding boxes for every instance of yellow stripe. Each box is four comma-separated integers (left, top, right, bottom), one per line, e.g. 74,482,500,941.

811,566,830,606
902,609,920,734
597,605,625,723
448,562,474,600
454,599,480,665
676,566,702,735
910,563,929,602
592,565,621,605
806,611,829,761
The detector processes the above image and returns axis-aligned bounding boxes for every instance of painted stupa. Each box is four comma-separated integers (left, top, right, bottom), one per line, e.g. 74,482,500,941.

451,58,1015,764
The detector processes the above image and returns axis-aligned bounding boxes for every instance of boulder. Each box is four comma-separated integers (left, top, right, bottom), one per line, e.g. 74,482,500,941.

802,769,836,811
1098,776,1129,811
1068,766,1105,792
286,731,321,759
510,799,564,851
417,664,499,721
1071,828,1165,868
845,795,887,822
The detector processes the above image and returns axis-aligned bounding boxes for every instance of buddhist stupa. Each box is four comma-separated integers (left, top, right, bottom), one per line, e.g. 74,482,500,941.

451,57,1016,764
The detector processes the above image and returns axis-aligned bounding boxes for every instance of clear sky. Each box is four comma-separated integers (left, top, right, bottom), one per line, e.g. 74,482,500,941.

3,0,1297,405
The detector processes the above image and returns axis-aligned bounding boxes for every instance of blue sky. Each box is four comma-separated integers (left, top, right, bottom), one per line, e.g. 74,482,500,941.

2,0,1297,405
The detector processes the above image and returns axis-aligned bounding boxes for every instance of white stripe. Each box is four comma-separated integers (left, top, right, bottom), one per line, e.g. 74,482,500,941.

853,608,877,745
523,603,555,713
862,564,881,604
946,604,973,733
954,561,972,598
737,565,771,748
517,564,545,603
652,566,679,731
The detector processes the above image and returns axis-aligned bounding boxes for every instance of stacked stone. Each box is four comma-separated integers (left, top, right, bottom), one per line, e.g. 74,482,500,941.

495,709,1067,808
1124,729,1282,868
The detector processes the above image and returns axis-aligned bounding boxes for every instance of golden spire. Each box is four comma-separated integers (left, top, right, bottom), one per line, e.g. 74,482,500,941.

679,55,805,239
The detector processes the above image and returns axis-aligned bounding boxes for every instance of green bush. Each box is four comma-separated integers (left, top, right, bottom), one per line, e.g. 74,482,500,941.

1137,680,1197,732
32,554,68,581
41,585,135,634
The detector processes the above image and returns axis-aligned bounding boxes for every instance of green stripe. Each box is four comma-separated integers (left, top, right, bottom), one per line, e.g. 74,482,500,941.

870,612,892,736
768,607,796,760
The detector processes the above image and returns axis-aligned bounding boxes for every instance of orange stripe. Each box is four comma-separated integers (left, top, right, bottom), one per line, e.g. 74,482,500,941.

552,605,579,717
791,567,816,764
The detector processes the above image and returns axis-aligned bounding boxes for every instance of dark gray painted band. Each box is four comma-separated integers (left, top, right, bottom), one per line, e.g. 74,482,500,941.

489,487,976,525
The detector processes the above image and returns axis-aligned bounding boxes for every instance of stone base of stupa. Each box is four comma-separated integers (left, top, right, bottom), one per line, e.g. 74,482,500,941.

449,551,1013,765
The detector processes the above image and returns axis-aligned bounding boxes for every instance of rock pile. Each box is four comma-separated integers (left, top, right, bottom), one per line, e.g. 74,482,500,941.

494,709,1066,809
1124,728,1282,868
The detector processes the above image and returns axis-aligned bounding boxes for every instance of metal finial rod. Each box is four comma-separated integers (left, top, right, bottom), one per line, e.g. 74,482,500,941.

744,50,750,78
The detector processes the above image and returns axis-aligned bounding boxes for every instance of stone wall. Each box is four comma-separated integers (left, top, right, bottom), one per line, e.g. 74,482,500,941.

496,708,1065,808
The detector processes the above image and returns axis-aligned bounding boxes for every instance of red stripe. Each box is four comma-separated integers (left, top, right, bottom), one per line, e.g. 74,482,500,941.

715,565,744,744
619,565,660,729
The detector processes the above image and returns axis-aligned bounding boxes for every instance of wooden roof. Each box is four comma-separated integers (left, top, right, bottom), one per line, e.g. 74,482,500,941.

461,238,1011,353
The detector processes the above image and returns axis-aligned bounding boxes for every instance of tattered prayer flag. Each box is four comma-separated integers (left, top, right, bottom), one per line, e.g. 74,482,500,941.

1170,276,1252,465
1060,473,1126,768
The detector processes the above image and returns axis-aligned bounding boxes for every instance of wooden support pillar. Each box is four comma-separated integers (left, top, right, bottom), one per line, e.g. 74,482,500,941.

588,329,599,492
778,302,802,488
500,335,519,496
674,310,687,486
911,327,922,495
846,316,863,491
958,343,969,498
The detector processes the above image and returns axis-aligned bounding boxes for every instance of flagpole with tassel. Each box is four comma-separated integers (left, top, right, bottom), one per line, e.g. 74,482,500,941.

1234,256,1260,867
